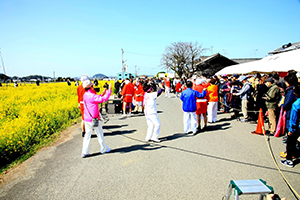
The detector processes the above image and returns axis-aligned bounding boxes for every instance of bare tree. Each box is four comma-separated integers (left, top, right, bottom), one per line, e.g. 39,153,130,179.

160,42,206,78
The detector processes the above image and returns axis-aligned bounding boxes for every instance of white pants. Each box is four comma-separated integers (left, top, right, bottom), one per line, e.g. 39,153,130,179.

136,101,143,106
175,92,181,98
183,111,197,133
82,120,109,155
165,86,171,98
241,99,248,119
145,114,161,141
207,102,218,123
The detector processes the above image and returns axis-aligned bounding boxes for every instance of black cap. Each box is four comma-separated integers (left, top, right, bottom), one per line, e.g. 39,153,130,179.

265,77,274,84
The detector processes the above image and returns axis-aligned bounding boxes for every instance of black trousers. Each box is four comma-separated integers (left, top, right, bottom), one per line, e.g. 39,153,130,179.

286,131,300,160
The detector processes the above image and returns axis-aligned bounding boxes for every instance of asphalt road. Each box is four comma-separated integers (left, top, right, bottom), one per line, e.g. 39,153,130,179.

0,93,299,200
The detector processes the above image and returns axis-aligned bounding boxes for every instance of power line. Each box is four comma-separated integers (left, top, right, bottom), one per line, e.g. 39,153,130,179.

125,51,160,57
136,66,156,69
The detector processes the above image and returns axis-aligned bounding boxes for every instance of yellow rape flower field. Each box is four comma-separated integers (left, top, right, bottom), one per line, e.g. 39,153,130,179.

0,81,114,172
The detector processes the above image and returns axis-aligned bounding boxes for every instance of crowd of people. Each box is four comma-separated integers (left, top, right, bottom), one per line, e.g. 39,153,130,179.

77,72,300,168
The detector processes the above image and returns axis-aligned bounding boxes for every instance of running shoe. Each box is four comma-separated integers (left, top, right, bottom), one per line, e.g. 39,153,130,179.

82,153,90,158
280,160,293,168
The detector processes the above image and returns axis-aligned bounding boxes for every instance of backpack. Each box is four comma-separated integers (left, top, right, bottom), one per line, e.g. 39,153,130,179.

246,83,254,101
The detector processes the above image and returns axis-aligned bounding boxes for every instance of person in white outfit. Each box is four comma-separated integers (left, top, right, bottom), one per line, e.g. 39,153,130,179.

82,79,112,158
143,81,163,142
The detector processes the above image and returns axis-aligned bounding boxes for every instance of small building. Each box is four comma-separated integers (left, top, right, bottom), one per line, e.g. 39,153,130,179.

117,72,135,80
195,53,239,76
157,72,176,78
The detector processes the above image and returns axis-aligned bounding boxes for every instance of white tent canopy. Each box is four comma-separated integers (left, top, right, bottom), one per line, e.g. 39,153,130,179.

217,48,300,75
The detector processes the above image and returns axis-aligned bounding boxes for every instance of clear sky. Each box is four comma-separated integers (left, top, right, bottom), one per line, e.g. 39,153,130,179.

1,0,300,78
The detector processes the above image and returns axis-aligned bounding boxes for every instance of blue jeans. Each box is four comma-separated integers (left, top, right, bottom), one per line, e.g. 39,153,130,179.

224,94,230,112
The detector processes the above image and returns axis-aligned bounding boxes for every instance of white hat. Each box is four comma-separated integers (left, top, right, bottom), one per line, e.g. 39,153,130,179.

196,78,206,85
81,75,89,82
82,80,92,88
239,76,247,82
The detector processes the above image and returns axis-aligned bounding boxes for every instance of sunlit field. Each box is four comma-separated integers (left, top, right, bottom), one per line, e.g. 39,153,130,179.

0,81,114,169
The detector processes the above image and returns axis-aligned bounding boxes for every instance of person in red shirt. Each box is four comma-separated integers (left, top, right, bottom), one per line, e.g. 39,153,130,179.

121,78,135,117
164,77,171,98
194,78,209,132
175,81,182,98
77,75,97,137
134,79,145,114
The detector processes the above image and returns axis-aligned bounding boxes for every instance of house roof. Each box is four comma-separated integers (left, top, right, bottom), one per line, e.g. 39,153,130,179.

195,53,238,76
268,42,300,54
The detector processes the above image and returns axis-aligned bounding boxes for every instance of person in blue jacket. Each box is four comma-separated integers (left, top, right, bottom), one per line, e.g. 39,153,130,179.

281,74,298,145
180,80,207,135
281,83,300,168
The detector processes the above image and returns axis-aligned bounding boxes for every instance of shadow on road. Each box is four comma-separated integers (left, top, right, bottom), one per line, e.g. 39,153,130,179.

205,122,231,132
217,117,234,123
90,128,136,138
159,133,191,142
119,134,300,175
103,124,128,129
87,152,102,158
111,144,162,153
105,129,137,136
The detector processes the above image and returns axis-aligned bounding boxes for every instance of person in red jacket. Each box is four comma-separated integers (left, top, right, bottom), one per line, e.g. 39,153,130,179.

121,78,135,117
175,81,182,98
194,78,209,132
77,75,97,137
134,79,145,114
164,77,171,98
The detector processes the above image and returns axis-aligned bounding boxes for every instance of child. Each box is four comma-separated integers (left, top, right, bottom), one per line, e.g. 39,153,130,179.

143,82,162,142
134,79,145,113
180,80,207,135
175,81,182,98
281,83,300,168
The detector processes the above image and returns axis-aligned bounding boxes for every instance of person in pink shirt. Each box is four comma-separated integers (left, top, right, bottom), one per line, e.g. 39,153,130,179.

82,79,112,158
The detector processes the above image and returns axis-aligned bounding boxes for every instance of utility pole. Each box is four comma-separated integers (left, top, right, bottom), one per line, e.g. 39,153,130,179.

135,65,137,77
121,49,127,80
0,48,6,75
254,49,258,57
121,49,123,79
